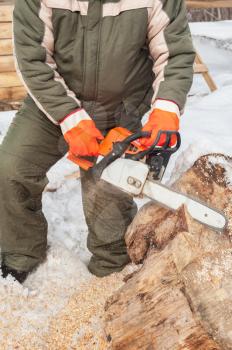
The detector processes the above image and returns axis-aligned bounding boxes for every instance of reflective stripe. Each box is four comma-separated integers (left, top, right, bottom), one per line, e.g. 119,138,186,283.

45,0,89,15
102,0,153,17
13,1,81,125
147,1,170,106
60,109,91,134
40,1,81,107
153,99,180,118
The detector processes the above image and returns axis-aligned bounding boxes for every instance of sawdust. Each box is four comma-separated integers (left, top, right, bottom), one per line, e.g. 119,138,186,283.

43,268,135,350
0,263,139,350
195,249,232,283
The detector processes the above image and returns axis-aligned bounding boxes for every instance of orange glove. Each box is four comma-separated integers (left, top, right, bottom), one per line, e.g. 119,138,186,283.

140,100,180,147
60,109,104,156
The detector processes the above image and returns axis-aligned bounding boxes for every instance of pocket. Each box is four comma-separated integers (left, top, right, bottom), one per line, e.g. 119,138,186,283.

103,0,154,17
45,0,88,14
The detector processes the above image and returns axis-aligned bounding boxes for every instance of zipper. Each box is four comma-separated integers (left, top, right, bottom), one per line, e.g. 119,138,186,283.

89,0,103,116
81,12,89,103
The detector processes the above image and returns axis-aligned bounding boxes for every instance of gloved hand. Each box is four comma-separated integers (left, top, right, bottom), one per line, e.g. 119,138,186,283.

140,100,180,147
60,108,104,156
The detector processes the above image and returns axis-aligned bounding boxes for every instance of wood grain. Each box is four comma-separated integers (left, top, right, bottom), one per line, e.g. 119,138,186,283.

0,4,13,22
0,85,25,101
0,22,12,39
0,71,22,88
0,55,15,71
186,0,232,8
0,38,13,55
105,154,232,350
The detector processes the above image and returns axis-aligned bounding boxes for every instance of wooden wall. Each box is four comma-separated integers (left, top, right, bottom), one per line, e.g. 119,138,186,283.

0,3,26,102
187,0,232,20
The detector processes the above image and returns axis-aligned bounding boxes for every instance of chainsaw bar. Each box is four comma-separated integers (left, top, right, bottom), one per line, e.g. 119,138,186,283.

143,180,227,232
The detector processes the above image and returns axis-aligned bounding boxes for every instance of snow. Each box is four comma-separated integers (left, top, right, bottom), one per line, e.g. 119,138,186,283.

190,20,232,42
0,21,232,349
164,24,232,183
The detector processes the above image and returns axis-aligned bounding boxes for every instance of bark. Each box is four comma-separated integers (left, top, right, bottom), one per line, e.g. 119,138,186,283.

104,154,232,350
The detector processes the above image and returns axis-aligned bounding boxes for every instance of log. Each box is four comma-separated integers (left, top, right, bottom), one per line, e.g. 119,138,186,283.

0,38,13,55
0,4,13,23
0,71,22,88
0,86,25,101
0,55,15,72
105,154,232,350
0,22,12,39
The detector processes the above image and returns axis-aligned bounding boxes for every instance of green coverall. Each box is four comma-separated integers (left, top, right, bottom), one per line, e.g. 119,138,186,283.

0,0,195,276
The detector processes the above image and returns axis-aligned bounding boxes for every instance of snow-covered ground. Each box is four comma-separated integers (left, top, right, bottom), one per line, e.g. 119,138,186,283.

190,20,232,50
0,21,232,349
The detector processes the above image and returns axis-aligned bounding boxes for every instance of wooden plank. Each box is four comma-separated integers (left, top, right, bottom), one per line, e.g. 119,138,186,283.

0,85,25,101
0,71,22,88
0,22,12,39
195,53,217,92
0,4,13,22
194,63,208,74
0,55,15,72
0,38,13,55
186,0,232,8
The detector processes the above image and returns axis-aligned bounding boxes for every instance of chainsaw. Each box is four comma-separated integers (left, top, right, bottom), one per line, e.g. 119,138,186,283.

68,127,227,232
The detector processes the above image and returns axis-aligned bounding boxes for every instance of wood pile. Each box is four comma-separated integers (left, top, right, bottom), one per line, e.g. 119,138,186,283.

0,2,26,108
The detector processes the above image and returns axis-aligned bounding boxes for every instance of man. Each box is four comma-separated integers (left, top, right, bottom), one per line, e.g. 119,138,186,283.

0,0,195,283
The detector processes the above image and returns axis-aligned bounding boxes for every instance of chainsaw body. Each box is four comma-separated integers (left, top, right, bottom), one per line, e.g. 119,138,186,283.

94,127,181,182
68,127,227,231
101,158,149,196
98,127,179,194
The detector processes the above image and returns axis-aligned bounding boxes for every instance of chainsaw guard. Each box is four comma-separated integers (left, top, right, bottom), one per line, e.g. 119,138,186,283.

101,158,149,196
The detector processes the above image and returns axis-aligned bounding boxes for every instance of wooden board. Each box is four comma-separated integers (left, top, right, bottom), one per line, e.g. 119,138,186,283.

0,85,25,101
195,53,217,91
0,4,13,22
186,0,232,8
0,55,15,72
0,22,12,39
194,63,208,74
0,38,13,55
0,71,22,88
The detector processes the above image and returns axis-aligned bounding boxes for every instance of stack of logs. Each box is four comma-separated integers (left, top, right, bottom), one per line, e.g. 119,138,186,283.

0,2,25,108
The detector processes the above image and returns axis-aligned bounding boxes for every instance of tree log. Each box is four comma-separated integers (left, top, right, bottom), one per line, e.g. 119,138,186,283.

105,154,232,350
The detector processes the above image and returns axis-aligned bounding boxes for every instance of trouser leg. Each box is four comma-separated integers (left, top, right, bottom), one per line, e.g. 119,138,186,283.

0,99,66,272
81,170,138,277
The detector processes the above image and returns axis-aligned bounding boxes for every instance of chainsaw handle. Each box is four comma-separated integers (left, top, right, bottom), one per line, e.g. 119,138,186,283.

119,130,151,145
129,130,181,161
90,130,150,179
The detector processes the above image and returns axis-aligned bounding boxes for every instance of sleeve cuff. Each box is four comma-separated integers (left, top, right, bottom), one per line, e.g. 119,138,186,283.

59,108,91,134
152,99,180,118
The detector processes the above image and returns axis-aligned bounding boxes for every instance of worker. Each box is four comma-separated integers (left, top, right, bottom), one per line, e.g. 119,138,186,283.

0,0,195,283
